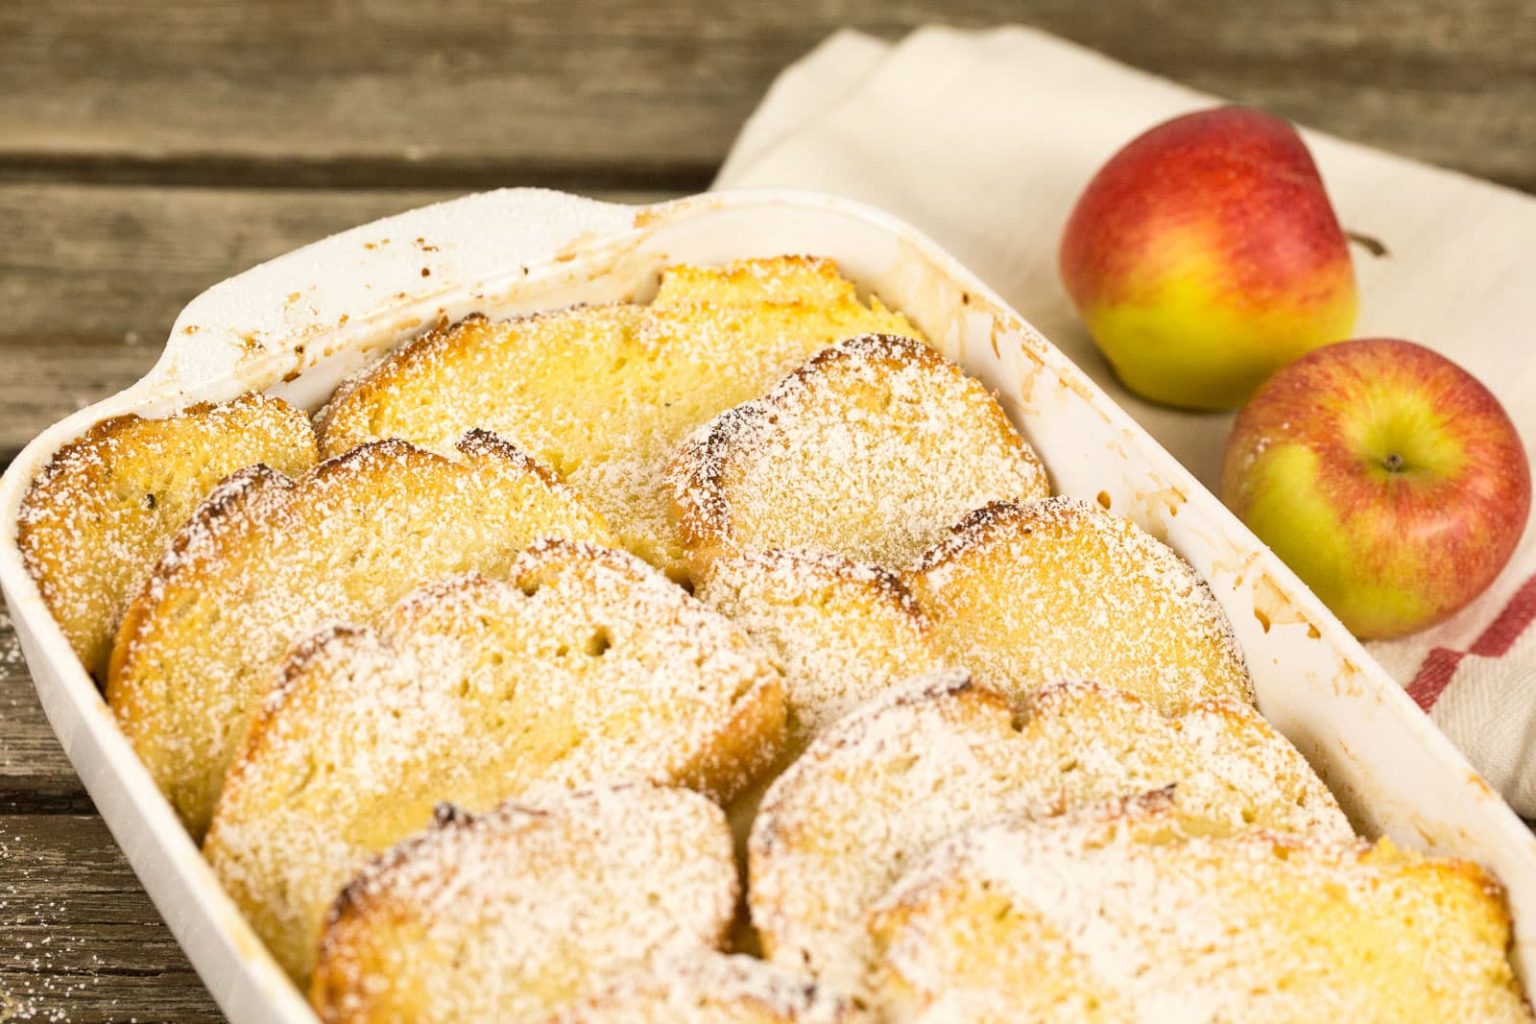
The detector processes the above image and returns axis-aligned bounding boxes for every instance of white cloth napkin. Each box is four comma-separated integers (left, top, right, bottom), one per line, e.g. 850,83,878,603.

715,26,1536,814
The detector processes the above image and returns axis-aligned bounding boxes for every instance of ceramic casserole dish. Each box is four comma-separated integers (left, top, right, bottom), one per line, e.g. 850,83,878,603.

2,188,1533,1022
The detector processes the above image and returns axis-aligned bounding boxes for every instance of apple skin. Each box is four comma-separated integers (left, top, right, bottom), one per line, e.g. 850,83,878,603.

1221,339,1530,639
1060,106,1358,410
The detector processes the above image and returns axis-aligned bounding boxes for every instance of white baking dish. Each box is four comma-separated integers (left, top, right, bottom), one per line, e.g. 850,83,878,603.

2,188,1533,1022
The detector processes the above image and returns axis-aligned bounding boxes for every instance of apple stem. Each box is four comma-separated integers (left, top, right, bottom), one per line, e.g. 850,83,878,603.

1346,230,1390,258
1384,453,1405,472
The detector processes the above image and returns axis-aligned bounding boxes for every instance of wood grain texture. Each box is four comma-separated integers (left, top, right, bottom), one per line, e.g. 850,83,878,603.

0,606,89,816
0,814,220,1022
1,0,1533,190
0,617,219,1023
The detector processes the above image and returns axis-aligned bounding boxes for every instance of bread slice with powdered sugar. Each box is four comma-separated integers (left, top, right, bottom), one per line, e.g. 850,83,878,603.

906,496,1252,713
669,334,1048,579
311,786,738,1023
870,789,1532,1022
108,431,611,838
694,546,948,752
749,672,1350,998
18,392,318,679
204,539,784,984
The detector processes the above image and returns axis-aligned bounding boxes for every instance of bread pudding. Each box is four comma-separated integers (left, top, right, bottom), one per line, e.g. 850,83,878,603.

18,256,1530,1022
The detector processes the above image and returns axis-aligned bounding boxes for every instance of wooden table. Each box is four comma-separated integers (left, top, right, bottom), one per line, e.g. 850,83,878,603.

1,1,1532,1019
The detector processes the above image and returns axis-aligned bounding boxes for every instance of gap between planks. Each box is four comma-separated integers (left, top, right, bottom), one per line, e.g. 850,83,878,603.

0,814,222,1022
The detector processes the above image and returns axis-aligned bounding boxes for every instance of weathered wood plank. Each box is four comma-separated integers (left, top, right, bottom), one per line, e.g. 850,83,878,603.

0,602,91,815
0,183,674,463
0,814,222,1022
1,0,1534,191
0,604,217,1019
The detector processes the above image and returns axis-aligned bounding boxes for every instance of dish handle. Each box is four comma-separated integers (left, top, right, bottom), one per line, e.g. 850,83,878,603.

136,188,640,405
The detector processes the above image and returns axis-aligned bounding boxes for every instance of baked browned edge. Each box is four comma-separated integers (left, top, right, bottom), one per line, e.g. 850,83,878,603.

670,333,1035,562
18,393,319,679
106,429,581,736
315,307,635,452
906,496,1251,693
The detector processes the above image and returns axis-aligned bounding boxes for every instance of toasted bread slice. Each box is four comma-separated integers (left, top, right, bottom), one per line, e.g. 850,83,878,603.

316,256,919,579
204,539,784,983
311,785,738,1024
669,334,1048,577
552,954,866,1024
17,393,318,679
696,548,947,745
749,673,1349,995
107,432,611,838
906,497,1251,713
870,790,1532,1023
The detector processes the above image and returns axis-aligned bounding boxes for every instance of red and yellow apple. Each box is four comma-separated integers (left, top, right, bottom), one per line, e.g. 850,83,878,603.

1060,106,1358,410
1221,339,1530,639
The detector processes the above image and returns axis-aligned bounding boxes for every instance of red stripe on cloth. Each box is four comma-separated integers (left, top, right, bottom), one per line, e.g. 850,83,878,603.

1407,647,1468,711
1468,573,1536,658
1405,571,1536,711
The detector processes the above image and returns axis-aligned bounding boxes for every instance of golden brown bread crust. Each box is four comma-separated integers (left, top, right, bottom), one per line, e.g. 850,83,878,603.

651,257,867,307
204,539,785,983
315,305,642,461
668,334,1048,578
747,673,1349,997
869,791,1534,1023
315,257,922,581
17,392,318,679
311,785,739,1024
107,431,611,839
906,496,1252,713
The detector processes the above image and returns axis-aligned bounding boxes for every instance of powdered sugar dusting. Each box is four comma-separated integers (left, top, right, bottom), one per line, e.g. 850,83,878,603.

315,257,920,579
872,792,1533,1022
554,953,865,1023
907,496,1251,714
204,540,783,983
749,674,1350,999
0,606,23,674
15,392,317,678
670,334,1048,574
16,253,1523,1019
312,785,739,1024
697,547,948,743
107,432,611,838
